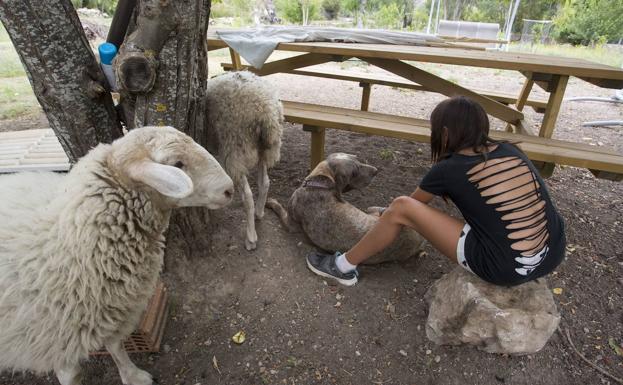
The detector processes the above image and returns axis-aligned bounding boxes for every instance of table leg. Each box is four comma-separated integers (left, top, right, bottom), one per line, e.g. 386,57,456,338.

229,48,242,70
539,75,568,139
303,125,325,169
516,76,534,112
507,74,535,134
360,82,371,111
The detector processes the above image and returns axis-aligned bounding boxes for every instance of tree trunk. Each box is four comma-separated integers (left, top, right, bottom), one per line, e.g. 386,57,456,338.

115,0,213,258
0,0,123,162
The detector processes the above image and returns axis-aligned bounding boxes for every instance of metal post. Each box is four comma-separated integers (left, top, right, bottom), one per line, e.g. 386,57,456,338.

504,0,521,49
434,0,441,34
426,0,436,34
106,0,137,48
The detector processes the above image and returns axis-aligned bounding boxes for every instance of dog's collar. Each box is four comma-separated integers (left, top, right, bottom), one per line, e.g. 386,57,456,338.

302,177,333,189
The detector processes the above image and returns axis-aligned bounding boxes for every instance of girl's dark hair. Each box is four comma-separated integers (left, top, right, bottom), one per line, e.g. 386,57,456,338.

430,96,501,163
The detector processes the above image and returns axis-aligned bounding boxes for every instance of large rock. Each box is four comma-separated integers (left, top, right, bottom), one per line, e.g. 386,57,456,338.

425,266,560,354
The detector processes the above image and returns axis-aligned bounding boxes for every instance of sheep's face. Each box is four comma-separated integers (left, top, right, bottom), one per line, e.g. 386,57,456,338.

111,126,234,210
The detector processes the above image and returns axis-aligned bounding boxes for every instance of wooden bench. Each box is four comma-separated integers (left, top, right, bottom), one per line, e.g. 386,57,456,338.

222,63,548,113
282,100,623,181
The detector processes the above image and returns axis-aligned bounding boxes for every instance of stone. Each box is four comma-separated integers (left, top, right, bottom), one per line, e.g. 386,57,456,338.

425,266,560,354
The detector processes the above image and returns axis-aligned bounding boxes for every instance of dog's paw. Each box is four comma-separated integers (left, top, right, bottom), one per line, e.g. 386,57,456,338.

255,207,265,220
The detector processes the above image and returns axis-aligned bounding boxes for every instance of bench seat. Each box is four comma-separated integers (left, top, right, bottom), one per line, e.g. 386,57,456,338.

282,100,623,181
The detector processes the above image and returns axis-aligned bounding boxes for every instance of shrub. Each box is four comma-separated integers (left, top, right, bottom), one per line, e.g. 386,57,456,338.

321,0,341,19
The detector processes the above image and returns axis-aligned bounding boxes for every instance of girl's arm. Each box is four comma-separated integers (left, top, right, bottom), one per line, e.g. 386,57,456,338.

410,187,434,204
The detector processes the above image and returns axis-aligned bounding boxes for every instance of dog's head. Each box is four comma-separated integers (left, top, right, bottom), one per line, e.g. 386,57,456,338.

306,153,378,201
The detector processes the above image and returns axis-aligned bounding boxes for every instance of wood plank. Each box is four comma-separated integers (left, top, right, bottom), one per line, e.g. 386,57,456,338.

508,75,536,134
208,34,623,87
578,77,623,89
285,101,432,142
515,75,534,112
539,75,569,138
221,63,549,111
360,57,524,124
255,53,349,76
282,101,623,175
303,125,326,168
227,42,623,85
284,101,621,155
360,82,371,111
229,48,243,70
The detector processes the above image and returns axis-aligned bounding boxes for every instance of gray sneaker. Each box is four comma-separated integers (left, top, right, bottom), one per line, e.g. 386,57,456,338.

306,251,359,286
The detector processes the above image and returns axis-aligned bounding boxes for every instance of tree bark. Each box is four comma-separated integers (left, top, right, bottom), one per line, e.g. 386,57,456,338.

116,0,213,258
0,0,123,163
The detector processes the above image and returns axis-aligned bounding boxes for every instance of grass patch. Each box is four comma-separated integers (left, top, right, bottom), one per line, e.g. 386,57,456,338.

509,43,623,68
0,77,40,120
0,24,10,43
0,42,26,78
379,148,395,160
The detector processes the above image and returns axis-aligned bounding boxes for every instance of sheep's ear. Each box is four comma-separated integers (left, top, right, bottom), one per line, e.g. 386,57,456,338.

128,161,194,199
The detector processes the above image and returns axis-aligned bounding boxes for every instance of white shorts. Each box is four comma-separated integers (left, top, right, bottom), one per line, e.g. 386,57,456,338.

456,223,474,274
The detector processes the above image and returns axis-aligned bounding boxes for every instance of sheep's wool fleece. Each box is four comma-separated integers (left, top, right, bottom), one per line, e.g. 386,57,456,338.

0,144,168,372
206,71,283,181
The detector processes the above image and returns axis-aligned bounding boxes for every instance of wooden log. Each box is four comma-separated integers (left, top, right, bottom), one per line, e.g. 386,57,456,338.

0,0,123,162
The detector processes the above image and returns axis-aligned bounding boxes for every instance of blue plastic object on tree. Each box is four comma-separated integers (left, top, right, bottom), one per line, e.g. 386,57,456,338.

98,42,117,90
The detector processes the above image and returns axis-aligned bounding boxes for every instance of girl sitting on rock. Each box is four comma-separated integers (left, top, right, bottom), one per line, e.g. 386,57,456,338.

306,96,566,287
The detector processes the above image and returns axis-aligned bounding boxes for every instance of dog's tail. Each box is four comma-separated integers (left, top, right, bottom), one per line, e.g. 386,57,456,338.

266,198,296,232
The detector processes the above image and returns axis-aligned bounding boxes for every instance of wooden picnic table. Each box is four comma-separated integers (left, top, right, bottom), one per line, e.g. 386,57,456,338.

207,32,623,180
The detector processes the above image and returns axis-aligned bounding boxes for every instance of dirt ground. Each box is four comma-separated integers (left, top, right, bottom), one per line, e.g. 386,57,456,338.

1,62,622,385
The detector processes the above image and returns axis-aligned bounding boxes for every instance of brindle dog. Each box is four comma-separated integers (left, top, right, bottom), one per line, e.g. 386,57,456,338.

267,153,424,264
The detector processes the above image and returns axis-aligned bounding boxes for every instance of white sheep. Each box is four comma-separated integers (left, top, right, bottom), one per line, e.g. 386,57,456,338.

205,71,283,250
0,126,234,385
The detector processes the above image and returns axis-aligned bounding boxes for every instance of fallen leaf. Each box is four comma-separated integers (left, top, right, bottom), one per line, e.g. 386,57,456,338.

552,288,563,295
608,338,623,356
385,301,396,319
232,331,246,344
212,355,221,374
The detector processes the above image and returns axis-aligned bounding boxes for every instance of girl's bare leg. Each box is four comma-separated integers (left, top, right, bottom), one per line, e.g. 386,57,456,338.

345,196,464,265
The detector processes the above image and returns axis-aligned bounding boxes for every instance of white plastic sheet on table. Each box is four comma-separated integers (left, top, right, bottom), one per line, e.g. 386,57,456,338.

216,27,444,69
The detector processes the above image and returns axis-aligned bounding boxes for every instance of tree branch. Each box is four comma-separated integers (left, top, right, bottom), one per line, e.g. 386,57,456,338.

114,0,179,94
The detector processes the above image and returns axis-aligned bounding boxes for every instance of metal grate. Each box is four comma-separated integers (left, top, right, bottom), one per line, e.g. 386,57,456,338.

91,281,169,355
0,129,70,173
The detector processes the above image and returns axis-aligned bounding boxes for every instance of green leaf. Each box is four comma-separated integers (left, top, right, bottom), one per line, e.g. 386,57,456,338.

608,337,623,356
